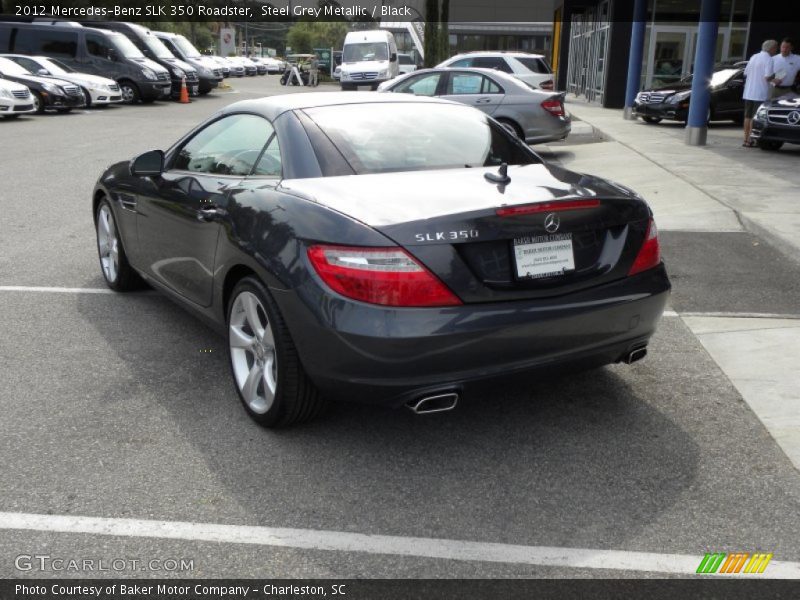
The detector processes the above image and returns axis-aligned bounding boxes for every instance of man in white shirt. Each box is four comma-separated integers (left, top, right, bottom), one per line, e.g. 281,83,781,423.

769,38,799,98
742,40,778,146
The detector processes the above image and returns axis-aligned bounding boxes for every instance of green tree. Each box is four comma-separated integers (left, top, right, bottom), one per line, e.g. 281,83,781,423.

286,21,348,54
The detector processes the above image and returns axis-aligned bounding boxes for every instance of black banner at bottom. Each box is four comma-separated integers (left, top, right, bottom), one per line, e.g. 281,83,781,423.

2,579,800,600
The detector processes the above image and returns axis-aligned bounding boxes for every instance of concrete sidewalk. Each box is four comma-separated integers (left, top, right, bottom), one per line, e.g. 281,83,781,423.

539,98,800,473
556,97,800,263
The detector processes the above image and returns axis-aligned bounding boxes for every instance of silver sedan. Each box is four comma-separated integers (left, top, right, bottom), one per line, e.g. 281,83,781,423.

378,67,571,144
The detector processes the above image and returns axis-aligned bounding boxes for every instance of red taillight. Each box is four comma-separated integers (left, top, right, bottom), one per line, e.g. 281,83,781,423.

496,199,600,217
628,219,661,276
541,97,564,117
540,79,554,90
307,245,462,307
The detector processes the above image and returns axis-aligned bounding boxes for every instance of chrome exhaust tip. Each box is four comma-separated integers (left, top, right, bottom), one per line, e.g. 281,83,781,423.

406,392,459,415
625,346,648,364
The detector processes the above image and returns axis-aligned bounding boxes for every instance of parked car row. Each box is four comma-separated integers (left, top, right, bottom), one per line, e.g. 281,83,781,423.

0,19,238,110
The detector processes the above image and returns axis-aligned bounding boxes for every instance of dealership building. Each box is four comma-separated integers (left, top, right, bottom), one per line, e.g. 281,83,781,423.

553,0,800,108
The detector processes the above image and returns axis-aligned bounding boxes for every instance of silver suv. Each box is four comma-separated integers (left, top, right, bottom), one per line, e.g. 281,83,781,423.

437,52,554,90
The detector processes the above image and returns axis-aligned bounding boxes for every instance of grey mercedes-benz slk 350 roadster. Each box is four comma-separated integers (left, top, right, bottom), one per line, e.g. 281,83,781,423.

92,92,670,427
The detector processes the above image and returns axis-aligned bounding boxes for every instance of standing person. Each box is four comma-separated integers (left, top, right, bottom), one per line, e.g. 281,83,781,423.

309,54,319,87
742,39,778,147
769,38,800,97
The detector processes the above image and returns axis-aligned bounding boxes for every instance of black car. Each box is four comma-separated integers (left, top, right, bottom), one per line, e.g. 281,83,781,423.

634,67,745,124
751,93,800,151
0,56,84,112
92,93,670,428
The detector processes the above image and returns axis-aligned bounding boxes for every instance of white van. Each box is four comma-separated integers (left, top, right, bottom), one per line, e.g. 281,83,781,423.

339,30,398,90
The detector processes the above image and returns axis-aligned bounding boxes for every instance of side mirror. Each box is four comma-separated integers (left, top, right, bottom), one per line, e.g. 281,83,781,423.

108,48,118,62
390,53,397,62
131,150,164,177
37,69,50,76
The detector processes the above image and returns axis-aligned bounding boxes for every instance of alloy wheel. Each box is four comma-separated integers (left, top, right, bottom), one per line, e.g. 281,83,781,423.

229,291,278,414
121,85,136,103
97,205,119,283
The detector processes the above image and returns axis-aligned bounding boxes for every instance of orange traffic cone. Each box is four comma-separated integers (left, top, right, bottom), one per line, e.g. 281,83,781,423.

179,76,190,104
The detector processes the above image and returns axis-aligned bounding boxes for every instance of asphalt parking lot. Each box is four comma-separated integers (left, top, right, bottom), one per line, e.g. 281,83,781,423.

1,76,800,580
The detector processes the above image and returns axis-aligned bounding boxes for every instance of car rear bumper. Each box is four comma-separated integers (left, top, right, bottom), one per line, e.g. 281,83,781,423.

274,264,671,407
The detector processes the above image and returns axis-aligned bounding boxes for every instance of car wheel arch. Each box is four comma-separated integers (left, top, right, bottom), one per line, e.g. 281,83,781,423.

223,264,260,314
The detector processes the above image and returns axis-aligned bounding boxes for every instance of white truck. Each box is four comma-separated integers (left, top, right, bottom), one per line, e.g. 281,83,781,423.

339,30,398,90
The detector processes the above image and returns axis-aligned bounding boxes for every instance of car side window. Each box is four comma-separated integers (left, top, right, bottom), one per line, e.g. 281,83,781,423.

172,114,275,177
482,77,502,94
448,73,483,94
86,34,114,60
11,56,41,73
447,73,503,95
472,57,513,73
449,58,472,68
252,134,283,177
393,72,441,96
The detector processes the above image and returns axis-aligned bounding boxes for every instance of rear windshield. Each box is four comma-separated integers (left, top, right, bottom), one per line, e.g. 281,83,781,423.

514,57,551,74
302,103,539,175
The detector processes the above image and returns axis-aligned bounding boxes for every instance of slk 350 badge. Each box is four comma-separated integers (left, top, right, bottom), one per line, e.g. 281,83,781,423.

415,230,479,242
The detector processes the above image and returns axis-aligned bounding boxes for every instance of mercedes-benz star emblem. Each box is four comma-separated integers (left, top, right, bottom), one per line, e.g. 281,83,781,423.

788,111,800,125
544,213,560,233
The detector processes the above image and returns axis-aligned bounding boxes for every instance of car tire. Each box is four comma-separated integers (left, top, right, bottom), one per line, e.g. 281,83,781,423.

227,277,326,428
758,140,784,151
341,83,356,91
32,91,45,114
642,116,662,124
56,108,72,114
119,80,140,104
82,88,92,108
497,118,524,140
95,199,143,292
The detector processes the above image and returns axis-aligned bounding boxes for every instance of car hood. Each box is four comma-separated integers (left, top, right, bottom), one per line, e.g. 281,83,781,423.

162,56,196,73
49,73,116,87
279,163,638,228
0,78,30,93
644,82,691,94
129,56,169,74
2,73,74,88
768,93,800,107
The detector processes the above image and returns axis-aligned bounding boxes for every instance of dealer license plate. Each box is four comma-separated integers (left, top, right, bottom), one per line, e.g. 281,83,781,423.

513,233,575,279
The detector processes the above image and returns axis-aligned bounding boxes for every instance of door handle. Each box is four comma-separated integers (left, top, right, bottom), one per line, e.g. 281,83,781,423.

197,207,226,221
475,97,492,104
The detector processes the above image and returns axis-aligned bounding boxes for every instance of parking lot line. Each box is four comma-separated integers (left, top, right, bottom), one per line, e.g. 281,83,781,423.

1,511,799,578
0,286,116,294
